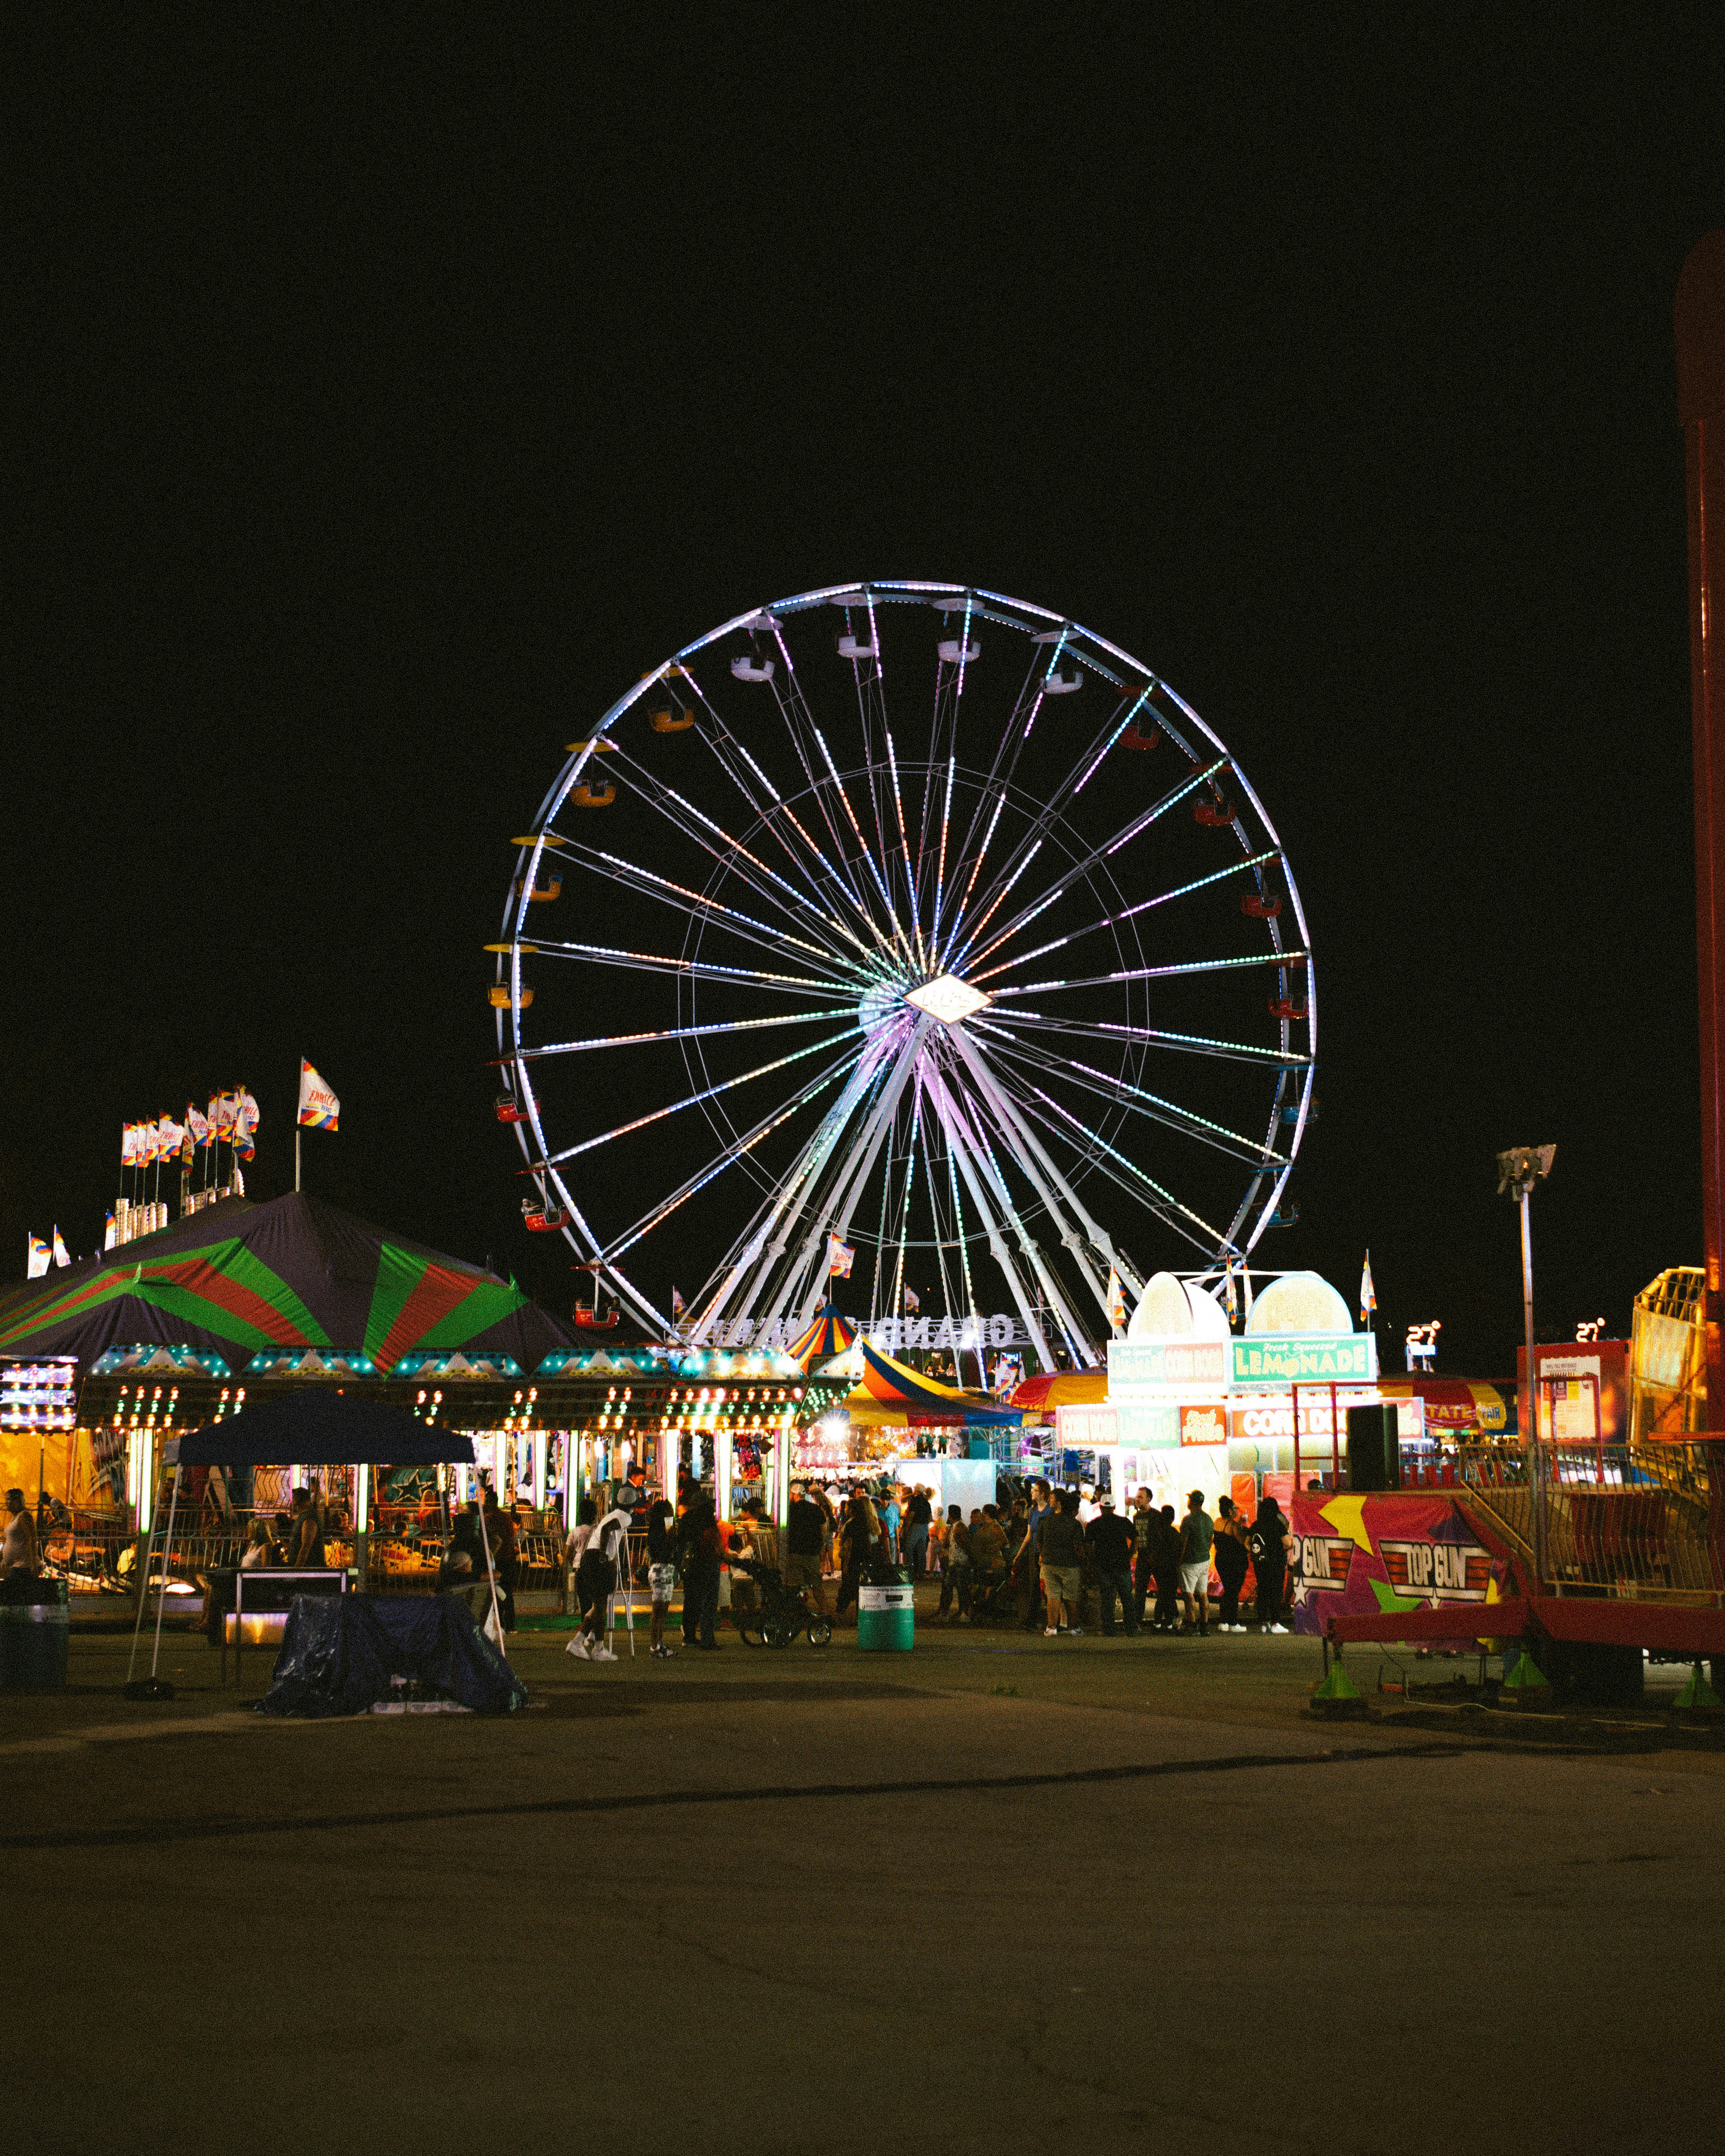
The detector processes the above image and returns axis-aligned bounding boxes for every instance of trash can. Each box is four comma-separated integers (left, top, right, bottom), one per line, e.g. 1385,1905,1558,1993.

0,1577,70,1690
857,1583,915,1652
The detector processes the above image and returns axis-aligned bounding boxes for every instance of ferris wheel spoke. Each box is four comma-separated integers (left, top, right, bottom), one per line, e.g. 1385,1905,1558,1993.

920,1063,1085,1366
938,1047,1112,1328
944,1029,1143,1304
981,1006,1311,1067
580,846,863,978
1003,1079,1237,1260
970,1023,1287,1172
952,753,1230,978
566,749,870,969
525,1023,865,1176
693,1029,912,1333
967,848,1284,986
514,938,859,1002
943,682,1154,959
599,1036,876,1265
502,1008,847,1062
988,947,1310,1000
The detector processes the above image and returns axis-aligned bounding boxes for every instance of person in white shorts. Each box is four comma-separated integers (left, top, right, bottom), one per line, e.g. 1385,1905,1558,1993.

1178,1489,1214,1636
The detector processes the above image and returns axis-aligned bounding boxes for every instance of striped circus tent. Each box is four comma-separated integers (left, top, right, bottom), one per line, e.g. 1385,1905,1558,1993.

786,1301,857,1372
855,1338,1019,1425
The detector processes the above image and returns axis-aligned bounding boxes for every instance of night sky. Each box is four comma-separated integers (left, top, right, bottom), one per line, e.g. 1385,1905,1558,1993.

8,17,1723,1378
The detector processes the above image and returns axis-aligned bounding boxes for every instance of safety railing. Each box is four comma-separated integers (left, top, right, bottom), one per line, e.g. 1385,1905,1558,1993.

1456,1437,1724,1601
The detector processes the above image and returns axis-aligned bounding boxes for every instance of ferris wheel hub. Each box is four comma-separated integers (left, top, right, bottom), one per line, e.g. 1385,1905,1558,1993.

904,973,992,1026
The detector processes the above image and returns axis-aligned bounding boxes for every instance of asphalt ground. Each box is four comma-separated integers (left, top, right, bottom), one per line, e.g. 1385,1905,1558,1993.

6,1607,1722,2156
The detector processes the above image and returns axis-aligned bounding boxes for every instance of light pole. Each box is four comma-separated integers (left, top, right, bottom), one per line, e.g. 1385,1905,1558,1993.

1498,1145,1555,1584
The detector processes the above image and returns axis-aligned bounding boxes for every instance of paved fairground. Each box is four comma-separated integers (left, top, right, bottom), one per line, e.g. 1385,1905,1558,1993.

4,1590,1721,2156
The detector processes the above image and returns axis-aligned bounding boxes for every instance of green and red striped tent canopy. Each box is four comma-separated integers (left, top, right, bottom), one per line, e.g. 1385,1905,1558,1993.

0,1193,576,1373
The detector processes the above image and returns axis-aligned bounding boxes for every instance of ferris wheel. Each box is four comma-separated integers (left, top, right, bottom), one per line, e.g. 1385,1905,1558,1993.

492,581,1315,1373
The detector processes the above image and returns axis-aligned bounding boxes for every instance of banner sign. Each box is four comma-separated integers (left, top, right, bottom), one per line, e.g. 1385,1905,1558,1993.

1107,1340,1229,1397
1232,1334,1376,1387
1179,1402,1227,1447
1054,1403,1117,1447
1285,1493,1507,1641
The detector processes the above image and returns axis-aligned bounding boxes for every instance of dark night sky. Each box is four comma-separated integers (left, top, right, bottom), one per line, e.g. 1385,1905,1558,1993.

7,14,1723,1377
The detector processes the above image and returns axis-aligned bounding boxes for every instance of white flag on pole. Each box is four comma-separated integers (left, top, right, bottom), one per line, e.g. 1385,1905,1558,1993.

297,1060,340,1130
27,1235,50,1278
52,1228,70,1269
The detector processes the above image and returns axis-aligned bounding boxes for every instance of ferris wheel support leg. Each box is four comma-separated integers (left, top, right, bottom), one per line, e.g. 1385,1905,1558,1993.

780,1021,931,1332
923,1070,1054,1371
949,1030,1138,1315
715,1041,898,1333
924,1060,1097,1365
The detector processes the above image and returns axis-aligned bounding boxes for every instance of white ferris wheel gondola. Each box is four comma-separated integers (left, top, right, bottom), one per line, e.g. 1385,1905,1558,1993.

493,582,1316,1374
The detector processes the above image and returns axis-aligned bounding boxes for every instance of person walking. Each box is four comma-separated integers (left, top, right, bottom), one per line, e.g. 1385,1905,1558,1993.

1178,1490,1214,1635
1087,1496,1139,1638
563,1498,597,1618
936,1504,971,1621
1037,1488,1086,1637
1251,1495,1293,1632
645,1494,678,1658
1213,1495,1250,1631
903,1485,933,1579
568,1500,631,1662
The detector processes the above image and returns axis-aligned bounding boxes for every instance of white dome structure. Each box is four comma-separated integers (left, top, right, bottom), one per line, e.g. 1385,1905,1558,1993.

1127,1271,1232,1342
1243,1270,1352,1336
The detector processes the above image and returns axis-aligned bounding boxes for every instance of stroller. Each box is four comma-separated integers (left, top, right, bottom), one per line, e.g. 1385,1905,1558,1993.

725,1554,833,1649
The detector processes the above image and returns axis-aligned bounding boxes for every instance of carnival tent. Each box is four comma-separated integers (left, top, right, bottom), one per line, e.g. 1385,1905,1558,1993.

786,1302,856,1372
0,1192,574,1372
1007,1369,1110,1421
849,1339,1021,1427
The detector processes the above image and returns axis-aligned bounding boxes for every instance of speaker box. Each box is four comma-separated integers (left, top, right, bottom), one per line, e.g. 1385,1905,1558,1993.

1346,1403,1400,1491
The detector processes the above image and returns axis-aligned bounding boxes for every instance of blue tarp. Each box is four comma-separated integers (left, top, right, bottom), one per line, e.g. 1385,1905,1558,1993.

255,1593,528,1718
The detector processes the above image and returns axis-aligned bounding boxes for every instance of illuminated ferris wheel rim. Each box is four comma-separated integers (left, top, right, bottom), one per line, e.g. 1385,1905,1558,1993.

496,580,1317,1363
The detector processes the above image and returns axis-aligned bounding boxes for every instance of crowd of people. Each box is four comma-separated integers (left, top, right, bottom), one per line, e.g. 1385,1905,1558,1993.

551,1462,1299,1658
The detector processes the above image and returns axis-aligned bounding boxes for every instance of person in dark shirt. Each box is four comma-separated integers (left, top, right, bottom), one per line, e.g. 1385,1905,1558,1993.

785,1482,831,1614
1151,1505,1183,1631
1087,1496,1139,1637
1036,1489,1086,1637
645,1495,677,1659
903,1487,934,1578
482,1488,518,1634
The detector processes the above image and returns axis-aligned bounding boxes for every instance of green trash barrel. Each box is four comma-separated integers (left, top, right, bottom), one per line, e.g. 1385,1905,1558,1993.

0,1577,70,1690
857,1583,915,1652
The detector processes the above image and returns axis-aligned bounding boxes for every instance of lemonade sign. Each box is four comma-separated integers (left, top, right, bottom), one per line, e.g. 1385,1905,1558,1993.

1230,1335,1376,1387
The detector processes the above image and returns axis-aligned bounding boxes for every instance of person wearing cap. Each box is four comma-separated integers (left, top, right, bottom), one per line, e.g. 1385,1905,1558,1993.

618,1459,649,1522
1086,1495,1138,1637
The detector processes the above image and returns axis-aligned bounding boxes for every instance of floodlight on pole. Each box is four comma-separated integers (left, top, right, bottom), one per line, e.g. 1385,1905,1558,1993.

1498,1143,1555,1582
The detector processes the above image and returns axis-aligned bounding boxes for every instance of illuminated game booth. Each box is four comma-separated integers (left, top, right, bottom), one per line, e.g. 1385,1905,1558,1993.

1096,1268,1382,1510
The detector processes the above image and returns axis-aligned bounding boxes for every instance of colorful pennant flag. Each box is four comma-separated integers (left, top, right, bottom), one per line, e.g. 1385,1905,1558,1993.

1359,1250,1377,1321
121,1123,135,1168
233,1090,260,1160
213,1092,237,1141
160,1115,186,1164
190,1104,213,1150
1108,1268,1126,1329
826,1234,855,1279
296,1061,340,1131
671,1287,687,1326
902,1284,919,1313
27,1235,50,1279
52,1228,70,1269
1223,1265,1238,1322
104,1211,116,1252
